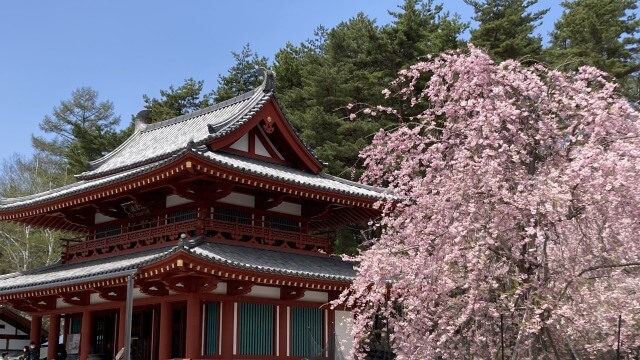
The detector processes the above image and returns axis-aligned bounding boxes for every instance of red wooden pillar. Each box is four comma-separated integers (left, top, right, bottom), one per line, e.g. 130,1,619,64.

278,305,288,358
29,315,42,345
80,309,94,360
185,294,201,359
158,301,173,360
48,314,60,360
220,301,234,360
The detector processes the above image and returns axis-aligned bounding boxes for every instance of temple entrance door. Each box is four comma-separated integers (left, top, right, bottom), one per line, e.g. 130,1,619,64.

171,303,187,359
131,308,159,360
93,312,117,359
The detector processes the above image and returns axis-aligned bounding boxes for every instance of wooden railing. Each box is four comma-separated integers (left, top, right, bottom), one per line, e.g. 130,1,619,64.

63,212,331,263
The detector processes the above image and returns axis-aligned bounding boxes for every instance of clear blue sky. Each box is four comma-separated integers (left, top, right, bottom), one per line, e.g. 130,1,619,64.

0,1,562,164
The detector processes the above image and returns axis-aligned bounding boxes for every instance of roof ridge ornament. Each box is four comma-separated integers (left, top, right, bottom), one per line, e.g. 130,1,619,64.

134,110,151,132
257,67,276,93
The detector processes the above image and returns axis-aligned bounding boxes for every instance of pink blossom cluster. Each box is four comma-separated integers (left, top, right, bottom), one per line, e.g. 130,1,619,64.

337,45,640,359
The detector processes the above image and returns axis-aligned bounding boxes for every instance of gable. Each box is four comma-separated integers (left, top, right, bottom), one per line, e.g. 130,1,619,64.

212,98,322,174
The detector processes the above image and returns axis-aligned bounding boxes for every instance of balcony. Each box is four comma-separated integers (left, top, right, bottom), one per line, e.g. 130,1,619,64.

63,210,331,263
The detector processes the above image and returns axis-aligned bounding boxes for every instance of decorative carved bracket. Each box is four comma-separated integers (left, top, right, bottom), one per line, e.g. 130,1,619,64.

256,194,286,210
31,295,58,311
164,275,219,293
280,287,306,301
97,286,127,301
7,299,38,313
227,281,253,296
138,280,169,296
61,291,91,306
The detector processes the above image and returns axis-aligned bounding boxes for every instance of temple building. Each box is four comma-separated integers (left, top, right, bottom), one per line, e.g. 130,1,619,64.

0,70,383,360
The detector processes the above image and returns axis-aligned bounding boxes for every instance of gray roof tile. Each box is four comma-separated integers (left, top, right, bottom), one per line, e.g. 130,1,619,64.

0,242,356,295
0,246,175,294
191,242,357,282
79,86,271,180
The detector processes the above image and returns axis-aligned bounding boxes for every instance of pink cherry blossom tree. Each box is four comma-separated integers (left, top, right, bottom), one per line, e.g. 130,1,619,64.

339,45,640,359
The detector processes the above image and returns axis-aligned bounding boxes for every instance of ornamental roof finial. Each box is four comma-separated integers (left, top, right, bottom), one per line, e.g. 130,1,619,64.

257,67,276,93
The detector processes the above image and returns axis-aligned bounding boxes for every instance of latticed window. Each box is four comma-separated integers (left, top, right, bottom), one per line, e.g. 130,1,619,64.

291,307,323,357
166,208,196,224
238,303,274,355
215,208,251,224
204,303,219,355
266,216,300,232
95,225,121,239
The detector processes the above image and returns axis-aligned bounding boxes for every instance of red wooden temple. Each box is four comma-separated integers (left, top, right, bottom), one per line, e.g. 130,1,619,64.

0,70,383,360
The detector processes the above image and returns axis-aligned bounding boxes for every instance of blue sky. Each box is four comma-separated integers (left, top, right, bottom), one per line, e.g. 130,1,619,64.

0,1,562,164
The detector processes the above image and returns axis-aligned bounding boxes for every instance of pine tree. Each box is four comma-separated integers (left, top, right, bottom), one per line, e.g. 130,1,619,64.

142,78,211,124
548,0,640,82
211,43,269,103
31,87,122,175
466,0,548,62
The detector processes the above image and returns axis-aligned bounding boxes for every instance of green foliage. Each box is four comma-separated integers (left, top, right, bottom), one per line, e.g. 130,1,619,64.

0,154,66,274
466,0,548,62
211,43,269,103
547,0,640,87
142,78,212,124
274,0,465,179
31,87,123,176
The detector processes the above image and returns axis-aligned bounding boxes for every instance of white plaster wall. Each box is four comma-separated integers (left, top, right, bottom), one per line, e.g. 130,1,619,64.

270,202,301,216
299,290,328,303
94,213,117,224
254,137,271,157
166,194,193,207
210,282,227,294
11,339,30,350
0,339,6,348
0,320,15,335
229,133,249,152
217,192,255,207
246,285,280,299
336,310,354,359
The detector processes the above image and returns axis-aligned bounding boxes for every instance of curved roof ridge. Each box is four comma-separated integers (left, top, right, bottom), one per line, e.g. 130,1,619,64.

86,85,264,173
142,85,263,133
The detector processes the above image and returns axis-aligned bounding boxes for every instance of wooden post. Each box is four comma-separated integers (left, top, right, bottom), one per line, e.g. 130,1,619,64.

29,315,42,346
80,310,94,360
159,301,173,360
220,301,234,360
185,294,201,359
48,314,60,360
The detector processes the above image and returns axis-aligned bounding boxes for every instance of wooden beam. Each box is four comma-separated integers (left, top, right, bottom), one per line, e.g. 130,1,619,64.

61,291,91,306
280,287,306,301
226,280,253,296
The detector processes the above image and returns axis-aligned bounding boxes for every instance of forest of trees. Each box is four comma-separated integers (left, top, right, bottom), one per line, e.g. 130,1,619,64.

0,0,638,271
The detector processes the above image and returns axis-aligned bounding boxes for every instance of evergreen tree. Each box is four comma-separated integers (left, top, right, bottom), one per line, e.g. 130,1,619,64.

211,43,269,103
142,78,212,124
466,0,548,62
548,0,640,83
31,87,122,175
274,1,464,179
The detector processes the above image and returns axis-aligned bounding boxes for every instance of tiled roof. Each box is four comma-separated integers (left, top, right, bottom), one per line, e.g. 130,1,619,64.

0,156,175,210
0,246,175,294
197,150,384,200
0,242,356,295
191,242,357,282
78,85,272,180
0,148,383,211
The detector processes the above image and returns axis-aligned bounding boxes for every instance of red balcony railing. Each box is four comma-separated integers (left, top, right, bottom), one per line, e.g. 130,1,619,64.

63,211,331,263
